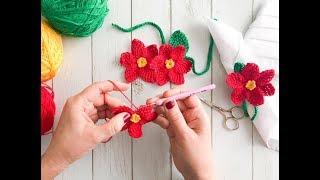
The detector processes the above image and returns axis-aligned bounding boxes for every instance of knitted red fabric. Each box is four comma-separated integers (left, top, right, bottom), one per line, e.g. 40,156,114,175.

120,39,158,83
150,44,191,85
112,105,157,138
41,85,56,135
226,63,275,106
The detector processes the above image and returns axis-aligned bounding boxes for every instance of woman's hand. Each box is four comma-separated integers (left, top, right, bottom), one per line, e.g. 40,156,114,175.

41,81,131,180
147,88,215,180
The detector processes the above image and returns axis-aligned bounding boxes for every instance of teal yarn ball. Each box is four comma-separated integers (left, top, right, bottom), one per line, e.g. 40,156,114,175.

41,0,109,37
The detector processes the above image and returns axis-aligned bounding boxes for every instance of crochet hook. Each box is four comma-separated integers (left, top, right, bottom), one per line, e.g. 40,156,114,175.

151,84,216,106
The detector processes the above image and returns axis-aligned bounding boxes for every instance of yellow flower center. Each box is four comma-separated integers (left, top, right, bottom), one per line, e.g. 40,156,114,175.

245,80,256,91
165,59,175,69
130,113,141,123
137,57,147,68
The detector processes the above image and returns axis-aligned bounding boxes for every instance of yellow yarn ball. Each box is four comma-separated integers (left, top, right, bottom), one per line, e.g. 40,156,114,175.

41,19,63,82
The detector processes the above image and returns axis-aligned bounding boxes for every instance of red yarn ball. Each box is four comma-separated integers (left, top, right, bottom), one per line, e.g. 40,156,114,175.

41,84,56,135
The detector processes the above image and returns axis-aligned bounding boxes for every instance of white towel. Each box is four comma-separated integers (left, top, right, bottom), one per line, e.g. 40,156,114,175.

207,0,279,151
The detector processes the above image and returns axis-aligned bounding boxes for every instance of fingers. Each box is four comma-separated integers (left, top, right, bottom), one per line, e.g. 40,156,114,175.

163,99,191,135
94,112,129,142
153,115,169,129
105,94,127,108
162,88,187,111
183,95,203,109
80,80,130,106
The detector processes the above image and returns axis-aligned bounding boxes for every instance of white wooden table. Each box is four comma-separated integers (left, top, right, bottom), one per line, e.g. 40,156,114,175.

41,0,279,179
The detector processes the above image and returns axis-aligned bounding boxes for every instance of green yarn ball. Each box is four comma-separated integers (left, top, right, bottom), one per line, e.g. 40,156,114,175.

41,0,109,37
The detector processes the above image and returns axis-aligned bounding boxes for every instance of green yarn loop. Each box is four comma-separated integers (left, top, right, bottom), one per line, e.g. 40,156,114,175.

41,0,109,37
111,22,166,44
186,36,215,76
242,101,258,121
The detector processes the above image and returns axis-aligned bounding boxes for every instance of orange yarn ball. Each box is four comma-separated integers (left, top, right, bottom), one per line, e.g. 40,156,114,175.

41,84,56,135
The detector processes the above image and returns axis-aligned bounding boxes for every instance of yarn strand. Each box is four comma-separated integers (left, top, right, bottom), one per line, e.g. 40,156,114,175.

186,35,215,76
242,101,258,121
112,22,166,44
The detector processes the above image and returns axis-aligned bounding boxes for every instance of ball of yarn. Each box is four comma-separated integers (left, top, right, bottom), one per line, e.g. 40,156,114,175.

41,0,109,37
41,85,56,135
41,19,63,82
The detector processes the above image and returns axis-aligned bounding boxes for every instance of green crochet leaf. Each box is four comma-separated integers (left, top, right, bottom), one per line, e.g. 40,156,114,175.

169,30,189,53
234,62,245,72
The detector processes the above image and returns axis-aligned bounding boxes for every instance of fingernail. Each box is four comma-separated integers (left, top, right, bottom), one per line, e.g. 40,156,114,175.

165,100,175,110
124,113,131,122
102,137,112,143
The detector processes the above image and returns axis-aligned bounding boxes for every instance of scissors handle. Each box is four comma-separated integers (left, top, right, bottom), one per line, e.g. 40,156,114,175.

224,117,239,131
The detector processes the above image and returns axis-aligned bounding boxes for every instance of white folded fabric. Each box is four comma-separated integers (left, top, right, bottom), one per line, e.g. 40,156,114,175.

206,0,279,151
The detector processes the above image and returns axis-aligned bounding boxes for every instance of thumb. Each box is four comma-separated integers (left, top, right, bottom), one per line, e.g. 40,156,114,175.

163,100,190,135
95,112,129,142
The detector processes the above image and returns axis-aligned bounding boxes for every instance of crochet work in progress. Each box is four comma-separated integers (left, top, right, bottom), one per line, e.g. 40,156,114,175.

112,21,215,85
107,80,157,138
112,105,157,138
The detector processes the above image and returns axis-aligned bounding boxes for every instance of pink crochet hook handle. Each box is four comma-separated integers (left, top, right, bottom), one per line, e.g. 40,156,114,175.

153,84,216,106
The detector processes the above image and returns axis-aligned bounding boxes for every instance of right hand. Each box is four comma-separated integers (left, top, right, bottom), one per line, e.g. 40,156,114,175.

147,88,215,180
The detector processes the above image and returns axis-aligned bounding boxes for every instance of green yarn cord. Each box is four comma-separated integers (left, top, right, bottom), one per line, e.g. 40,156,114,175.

112,22,166,44
42,0,109,37
186,36,215,76
242,101,258,121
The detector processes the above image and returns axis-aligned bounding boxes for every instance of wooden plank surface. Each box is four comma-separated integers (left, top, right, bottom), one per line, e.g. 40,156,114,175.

131,0,171,179
92,0,132,179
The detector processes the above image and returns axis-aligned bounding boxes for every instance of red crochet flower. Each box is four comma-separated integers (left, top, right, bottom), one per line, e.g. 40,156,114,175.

226,63,275,106
112,105,157,138
150,44,191,85
120,39,158,83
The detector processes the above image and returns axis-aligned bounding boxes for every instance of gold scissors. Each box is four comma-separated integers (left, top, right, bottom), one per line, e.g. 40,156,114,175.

199,97,245,130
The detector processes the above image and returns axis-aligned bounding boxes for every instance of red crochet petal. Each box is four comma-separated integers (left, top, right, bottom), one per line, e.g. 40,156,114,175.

226,73,245,89
150,55,166,70
241,63,260,81
231,88,246,105
111,105,134,115
171,46,185,61
139,68,155,83
124,68,138,82
131,39,146,57
247,88,264,106
145,44,158,60
120,52,135,68
256,69,275,86
136,105,157,124
159,44,173,59
121,121,131,131
155,69,169,86
128,123,143,138
168,71,184,85
174,58,192,74
259,83,275,96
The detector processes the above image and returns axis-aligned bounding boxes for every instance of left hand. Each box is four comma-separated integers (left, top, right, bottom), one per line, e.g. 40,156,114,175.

41,81,130,180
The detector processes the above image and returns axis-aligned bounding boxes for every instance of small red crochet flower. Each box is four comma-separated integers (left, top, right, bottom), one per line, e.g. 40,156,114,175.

120,39,158,83
150,44,191,85
226,63,275,106
112,105,157,138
